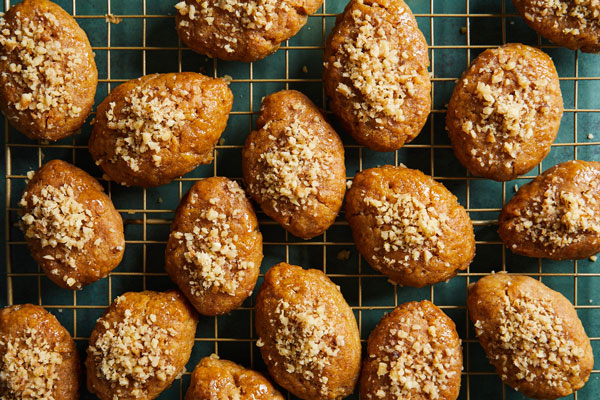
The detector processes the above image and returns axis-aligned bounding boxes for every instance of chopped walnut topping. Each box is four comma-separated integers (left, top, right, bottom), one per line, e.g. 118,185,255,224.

106,84,194,171
267,298,340,396
0,327,64,400
0,12,85,126
174,181,252,297
88,306,178,398
372,309,459,399
512,180,600,252
524,0,600,36
474,294,586,387
175,0,291,51
364,193,449,266
249,118,333,212
19,184,94,269
334,4,419,124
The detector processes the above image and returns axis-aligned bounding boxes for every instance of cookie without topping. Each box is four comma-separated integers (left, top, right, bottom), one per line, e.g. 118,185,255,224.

89,72,233,187
345,165,475,287
19,160,125,290
468,273,594,399
0,304,80,400
185,355,285,400
86,290,198,400
242,90,346,239
513,0,600,53
499,160,600,260
0,0,97,141
447,43,563,181
255,263,361,400
360,301,462,400
323,0,431,152
165,177,263,316
175,0,324,62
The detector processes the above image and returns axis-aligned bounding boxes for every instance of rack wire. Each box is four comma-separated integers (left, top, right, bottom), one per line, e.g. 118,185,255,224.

2,0,600,398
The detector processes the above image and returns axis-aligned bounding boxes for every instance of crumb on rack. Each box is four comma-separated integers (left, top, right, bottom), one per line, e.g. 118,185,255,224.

105,14,122,24
337,249,351,260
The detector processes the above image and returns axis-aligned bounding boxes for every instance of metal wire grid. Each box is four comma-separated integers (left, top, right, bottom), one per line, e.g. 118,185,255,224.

2,0,600,399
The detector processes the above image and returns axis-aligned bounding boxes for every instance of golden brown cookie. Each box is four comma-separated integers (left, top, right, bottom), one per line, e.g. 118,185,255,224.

446,43,563,181
242,90,346,239
513,0,600,53
360,301,462,400
89,72,233,187
0,0,97,141
468,273,594,399
185,355,285,400
345,165,475,287
175,0,324,62
323,0,431,152
255,263,361,400
86,290,198,400
19,160,125,290
499,160,600,260
0,304,80,399
165,177,262,316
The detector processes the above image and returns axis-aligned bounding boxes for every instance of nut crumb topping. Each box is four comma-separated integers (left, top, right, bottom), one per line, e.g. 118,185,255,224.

19,184,94,273
524,0,600,36
249,117,333,212
89,305,179,398
334,4,419,124
474,294,585,387
174,181,252,296
267,298,341,395
364,193,449,266
0,11,85,126
0,327,63,400
106,84,194,171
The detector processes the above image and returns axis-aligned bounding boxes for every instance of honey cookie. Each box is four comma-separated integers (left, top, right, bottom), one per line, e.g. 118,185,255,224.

323,0,431,152
0,0,97,141
468,273,594,399
345,165,475,287
175,0,324,62
255,263,361,400
446,43,563,181
513,0,600,53
360,301,462,400
165,177,263,316
499,160,600,260
242,90,346,239
86,290,198,400
0,304,80,400
19,160,125,290
89,72,233,187
185,355,285,400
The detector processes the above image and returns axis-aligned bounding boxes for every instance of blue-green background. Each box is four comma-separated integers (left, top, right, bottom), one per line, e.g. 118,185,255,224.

1,0,599,399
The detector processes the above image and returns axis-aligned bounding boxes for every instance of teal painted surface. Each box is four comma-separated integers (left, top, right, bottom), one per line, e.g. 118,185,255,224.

1,0,599,399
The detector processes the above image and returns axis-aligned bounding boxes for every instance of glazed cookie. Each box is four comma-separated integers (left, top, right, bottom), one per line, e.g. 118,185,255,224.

499,160,600,260
86,290,198,400
345,165,475,287
165,177,263,316
323,0,431,152
255,263,361,400
0,0,97,141
446,43,563,181
360,301,463,400
468,273,594,399
185,355,285,400
0,304,80,399
513,0,600,53
175,0,324,62
19,160,125,290
242,90,346,239
89,72,233,187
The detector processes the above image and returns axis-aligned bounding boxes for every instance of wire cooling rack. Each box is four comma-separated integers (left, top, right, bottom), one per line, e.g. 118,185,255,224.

2,0,600,399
